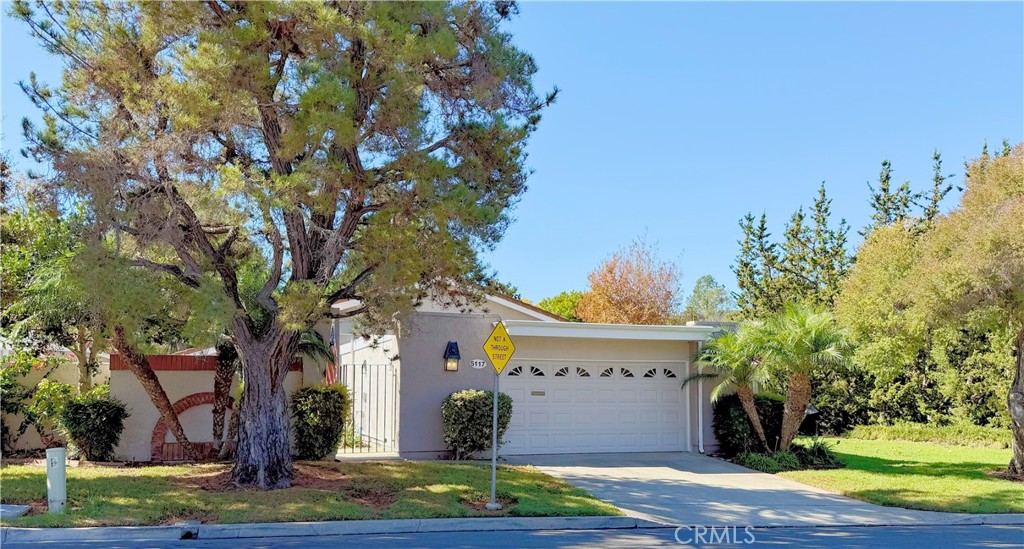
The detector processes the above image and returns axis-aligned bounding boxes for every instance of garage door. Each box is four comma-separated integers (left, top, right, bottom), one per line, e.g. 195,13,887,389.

499,362,688,455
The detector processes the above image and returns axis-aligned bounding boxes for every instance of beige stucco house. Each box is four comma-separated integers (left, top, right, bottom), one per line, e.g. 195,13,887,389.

101,294,721,461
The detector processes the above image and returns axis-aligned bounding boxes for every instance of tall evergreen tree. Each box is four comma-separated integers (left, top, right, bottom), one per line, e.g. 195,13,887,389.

921,150,955,226
809,184,850,308
780,207,813,301
865,159,915,235
734,213,784,318
733,186,849,318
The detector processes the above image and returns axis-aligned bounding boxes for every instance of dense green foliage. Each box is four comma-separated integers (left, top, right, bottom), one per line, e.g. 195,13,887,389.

845,422,1012,449
58,391,129,461
441,389,512,460
711,393,786,456
837,145,1023,473
537,291,583,322
291,385,350,460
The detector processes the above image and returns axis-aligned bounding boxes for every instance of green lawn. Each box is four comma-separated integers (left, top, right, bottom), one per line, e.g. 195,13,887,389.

780,438,1023,514
0,461,619,527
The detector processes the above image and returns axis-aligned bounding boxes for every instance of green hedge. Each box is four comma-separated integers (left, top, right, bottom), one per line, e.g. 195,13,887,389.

291,385,350,460
711,393,785,455
846,422,1011,449
441,389,512,460
59,392,129,461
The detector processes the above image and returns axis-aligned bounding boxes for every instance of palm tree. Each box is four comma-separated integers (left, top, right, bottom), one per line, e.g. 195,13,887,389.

757,303,851,450
683,328,771,452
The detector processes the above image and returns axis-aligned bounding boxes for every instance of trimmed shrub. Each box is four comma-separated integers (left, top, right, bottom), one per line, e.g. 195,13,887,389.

711,393,785,456
441,389,513,460
735,450,802,473
59,393,129,461
846,422,1011,449
793,439,845,469
291,385,350,460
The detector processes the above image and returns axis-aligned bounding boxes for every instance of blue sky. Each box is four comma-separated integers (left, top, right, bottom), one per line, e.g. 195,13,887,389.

3,2,1022,303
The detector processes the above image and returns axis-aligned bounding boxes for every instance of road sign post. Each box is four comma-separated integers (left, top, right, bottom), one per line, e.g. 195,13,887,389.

483,321,516,511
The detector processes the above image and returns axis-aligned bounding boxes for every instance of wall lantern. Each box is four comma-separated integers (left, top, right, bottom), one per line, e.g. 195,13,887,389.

443,341,461,372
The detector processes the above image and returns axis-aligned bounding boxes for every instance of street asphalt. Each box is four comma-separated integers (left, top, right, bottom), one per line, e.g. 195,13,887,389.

2,525,1022,549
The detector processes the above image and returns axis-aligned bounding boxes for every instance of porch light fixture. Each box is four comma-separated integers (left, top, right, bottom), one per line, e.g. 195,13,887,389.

443,341,461,372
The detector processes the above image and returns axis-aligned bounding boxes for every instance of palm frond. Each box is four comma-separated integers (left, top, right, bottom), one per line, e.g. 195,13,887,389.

680,372,720,389
296,329,334,366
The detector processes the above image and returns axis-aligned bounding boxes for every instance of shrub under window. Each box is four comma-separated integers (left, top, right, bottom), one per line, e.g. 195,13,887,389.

441,389,513,460
291,385,350,460
59,392,129,461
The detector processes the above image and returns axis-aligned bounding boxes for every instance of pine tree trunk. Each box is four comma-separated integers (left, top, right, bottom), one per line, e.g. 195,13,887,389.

112,326,200,461
230,325,295,489
1007,331,1024,476
780,372,812,451
737,385,771,452
211,343,237,453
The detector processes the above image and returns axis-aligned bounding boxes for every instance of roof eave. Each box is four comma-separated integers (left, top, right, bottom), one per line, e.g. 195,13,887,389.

502,319,719,341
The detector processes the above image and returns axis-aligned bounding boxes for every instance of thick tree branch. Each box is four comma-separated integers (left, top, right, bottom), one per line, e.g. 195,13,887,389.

326,264,376,304
129,258,200,288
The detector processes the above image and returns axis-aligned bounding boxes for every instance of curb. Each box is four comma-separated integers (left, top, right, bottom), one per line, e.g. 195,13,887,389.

4,514,1022,543
1,516,669,543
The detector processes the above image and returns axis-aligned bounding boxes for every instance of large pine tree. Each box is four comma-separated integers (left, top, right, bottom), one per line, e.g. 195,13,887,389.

14,0,554,488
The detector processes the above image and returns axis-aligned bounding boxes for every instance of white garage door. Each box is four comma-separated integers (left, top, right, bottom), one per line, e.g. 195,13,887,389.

500,362,688,455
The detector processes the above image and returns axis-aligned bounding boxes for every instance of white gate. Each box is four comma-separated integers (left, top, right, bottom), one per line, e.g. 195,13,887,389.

337,362,399,454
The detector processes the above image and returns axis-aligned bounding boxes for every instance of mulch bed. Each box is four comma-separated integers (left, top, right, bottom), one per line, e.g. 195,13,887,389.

176,463,350,492
174,463,399,509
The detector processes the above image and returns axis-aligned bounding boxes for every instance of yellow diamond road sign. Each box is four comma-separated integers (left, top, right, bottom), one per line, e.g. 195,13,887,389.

483,322,516,375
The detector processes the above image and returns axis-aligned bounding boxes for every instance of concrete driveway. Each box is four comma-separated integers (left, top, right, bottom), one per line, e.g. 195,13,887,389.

505,452,1022,527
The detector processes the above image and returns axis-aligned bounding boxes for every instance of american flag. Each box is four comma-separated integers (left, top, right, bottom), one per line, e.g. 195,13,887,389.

325,323,339,386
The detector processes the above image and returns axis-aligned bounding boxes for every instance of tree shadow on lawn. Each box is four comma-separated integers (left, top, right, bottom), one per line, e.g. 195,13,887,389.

831,452,1011,481
843,487,1023,514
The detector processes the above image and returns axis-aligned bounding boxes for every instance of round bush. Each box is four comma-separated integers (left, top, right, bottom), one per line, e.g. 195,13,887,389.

291,385,350,460
711,393,786,456
441,389,513,460
59,393,129,461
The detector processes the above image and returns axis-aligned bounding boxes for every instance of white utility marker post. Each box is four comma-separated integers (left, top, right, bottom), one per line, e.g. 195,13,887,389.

482,321,516,511
46,447,67,513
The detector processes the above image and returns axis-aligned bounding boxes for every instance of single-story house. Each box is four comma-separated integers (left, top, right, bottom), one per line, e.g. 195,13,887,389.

105,294,722,461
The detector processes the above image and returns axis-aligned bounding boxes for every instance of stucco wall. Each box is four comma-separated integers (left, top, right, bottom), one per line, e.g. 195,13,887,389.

396,310,714,457
112,368,302,462
397,312,504,458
